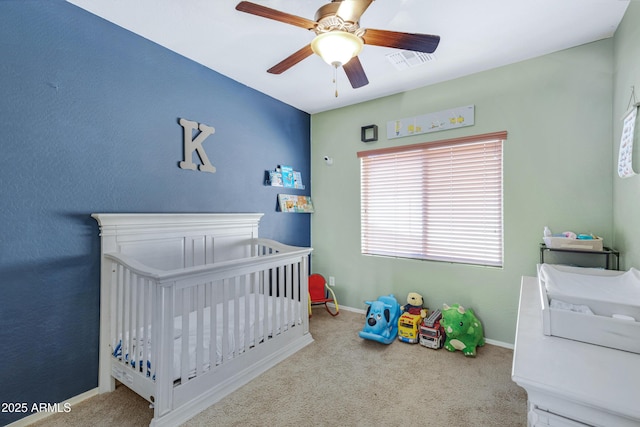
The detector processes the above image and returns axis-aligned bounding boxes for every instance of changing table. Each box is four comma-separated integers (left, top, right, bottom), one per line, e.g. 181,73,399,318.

512,276,640,426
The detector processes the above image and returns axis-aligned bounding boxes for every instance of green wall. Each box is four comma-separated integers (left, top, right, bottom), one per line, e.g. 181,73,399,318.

311,39,616,344
613,2,640,269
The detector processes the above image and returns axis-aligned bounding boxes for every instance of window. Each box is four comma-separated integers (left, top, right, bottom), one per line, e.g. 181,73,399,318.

359,131,505,267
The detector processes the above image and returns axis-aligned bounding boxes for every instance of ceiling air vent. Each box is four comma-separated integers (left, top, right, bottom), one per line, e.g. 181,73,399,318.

386,51,436,71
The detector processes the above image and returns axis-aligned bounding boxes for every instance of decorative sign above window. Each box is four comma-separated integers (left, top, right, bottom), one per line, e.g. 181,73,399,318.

178,118,216,173
386,105,475,140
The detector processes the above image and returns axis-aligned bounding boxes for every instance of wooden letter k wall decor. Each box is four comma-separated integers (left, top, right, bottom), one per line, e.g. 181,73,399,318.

178,118,216,173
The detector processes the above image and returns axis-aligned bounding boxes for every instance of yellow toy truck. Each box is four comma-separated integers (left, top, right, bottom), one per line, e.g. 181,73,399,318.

398,312,424,343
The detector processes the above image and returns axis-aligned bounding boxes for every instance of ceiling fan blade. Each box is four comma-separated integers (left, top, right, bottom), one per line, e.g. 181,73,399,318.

363,28,440,53
336,0,374,23
267,44,314,74
236,1,317,30
342,56,369,88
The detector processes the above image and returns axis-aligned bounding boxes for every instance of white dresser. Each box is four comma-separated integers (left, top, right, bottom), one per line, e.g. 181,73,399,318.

512,276,640,427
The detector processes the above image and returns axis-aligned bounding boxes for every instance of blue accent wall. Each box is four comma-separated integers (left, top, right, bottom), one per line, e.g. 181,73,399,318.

0,1,310,424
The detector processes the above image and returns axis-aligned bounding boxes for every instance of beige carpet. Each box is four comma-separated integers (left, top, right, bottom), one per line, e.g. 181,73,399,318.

30,308,527,426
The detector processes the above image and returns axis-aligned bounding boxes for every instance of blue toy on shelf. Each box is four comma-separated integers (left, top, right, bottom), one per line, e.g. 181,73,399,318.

359,294,401,344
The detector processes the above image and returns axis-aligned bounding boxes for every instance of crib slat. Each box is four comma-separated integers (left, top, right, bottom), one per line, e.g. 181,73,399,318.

122,267,131,368
116,265,124,362
140,277,149,377
135,275,142,374
154,283,175,418
181,287,190,384
146,278,154,379
110,263,119,359
129,270,137,371
123,268,129,367
293,262,300,327
287,261,293,328
278,265,285,333
222,278,229,362
257,270,263,345
287,263,292,326
286,264,292,327
262,269,269,343
209,281,217,368
271,268,277,339
265,269,271,341
252,271,260,350
301,252,309,334
233,276,240,358
244,273,251,350
130,270,137,369
129,271,135,370
196,283,205,376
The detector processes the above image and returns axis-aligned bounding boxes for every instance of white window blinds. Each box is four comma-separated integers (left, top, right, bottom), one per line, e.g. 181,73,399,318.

359,131,505,267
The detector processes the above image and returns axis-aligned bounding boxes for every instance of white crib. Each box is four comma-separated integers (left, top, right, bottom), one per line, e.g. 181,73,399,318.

92,213,313,426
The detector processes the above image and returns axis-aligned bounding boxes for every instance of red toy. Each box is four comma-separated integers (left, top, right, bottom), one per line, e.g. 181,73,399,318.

419,309,445,349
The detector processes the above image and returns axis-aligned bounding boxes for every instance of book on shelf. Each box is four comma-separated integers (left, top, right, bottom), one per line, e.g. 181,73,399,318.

266,166,305,189
293,171,305,189
278,194,314,213
280,165,294,188
268,171,283,187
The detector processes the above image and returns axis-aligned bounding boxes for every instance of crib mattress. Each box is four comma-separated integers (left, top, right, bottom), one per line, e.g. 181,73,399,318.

537,264,640,354
114,294,302,381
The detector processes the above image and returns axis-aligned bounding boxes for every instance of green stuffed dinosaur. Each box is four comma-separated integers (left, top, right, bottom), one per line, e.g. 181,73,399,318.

440,303,485,357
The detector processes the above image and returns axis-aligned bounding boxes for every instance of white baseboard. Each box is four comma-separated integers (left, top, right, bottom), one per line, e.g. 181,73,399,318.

5,388,99,427
336,304,514,349
484,338,514,349
334,304,366,315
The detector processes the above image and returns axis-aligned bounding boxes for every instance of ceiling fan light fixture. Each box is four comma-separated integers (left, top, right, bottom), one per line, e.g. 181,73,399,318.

311,31,363,67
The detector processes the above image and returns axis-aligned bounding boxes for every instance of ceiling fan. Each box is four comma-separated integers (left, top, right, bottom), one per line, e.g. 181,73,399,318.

235,0,440,91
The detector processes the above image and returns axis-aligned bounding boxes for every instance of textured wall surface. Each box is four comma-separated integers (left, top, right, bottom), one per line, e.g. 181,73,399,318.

0,1,310,424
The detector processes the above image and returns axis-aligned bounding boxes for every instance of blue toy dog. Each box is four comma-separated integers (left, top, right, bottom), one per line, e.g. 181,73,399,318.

359,294,401,344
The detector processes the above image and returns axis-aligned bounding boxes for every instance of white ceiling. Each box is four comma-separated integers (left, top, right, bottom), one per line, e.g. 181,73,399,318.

66,0,629,114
